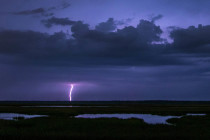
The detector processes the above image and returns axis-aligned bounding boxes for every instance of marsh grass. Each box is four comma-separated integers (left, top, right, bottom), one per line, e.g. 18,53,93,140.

13,117,25,121
0,102,210,140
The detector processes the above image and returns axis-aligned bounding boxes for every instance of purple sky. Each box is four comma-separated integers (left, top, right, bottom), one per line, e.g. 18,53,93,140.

0,0,210,101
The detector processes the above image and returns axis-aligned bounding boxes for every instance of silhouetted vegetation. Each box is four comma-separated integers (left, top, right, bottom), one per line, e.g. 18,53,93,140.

0,101,210,140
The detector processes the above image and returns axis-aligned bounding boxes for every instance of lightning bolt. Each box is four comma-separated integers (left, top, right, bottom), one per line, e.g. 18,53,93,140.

69,84,74,102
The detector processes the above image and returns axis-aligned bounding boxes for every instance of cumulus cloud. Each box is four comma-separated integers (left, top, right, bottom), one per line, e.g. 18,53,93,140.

170,24,210,53
41,17,132,31
115,18,133,26
95,18,117,32
0,18,183,67
1,18,210,69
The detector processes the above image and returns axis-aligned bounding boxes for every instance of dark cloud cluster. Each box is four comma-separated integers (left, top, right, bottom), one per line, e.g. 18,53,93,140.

115,18,133,26
0,19,164,66
41,17,76,28
150,14,163,23
95,18,117,32
170,24,210,53
42,17,132,31
11,1,71,17
13,8,45,15
12,7,55,17
0,18,210,68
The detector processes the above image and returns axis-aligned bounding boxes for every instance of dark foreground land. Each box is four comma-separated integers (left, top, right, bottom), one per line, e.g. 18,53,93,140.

0,101,210,140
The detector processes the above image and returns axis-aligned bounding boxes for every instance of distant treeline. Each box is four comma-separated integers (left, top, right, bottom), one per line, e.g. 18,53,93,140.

1,101,210,106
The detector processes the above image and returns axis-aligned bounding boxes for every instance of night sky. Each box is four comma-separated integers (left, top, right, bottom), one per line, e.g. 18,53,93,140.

1,0,210,101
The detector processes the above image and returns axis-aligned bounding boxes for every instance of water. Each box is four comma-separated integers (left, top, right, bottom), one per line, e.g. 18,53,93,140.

186,113,206,116
75,113,206,124
75,114,181,124
0,113,47,120
0,112,206,123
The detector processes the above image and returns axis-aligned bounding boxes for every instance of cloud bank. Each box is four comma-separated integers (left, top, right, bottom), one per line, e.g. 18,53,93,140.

1,18,210,68
1,17,210,100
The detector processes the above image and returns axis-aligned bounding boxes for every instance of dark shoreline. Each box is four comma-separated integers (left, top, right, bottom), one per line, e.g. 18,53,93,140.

1,100,210,106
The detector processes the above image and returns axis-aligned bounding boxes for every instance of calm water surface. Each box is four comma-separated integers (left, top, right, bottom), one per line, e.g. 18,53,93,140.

0,113,47,120
0,113,206,124
75,113,206,124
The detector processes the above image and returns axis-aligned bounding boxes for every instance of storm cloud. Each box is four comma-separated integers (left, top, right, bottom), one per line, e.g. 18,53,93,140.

170,24,210,53
1,15,210,100
11,1,71,17
13,8,46,15
1,17,210,69
41,17,76,28
12,7,54,17
150,14,163,23
95,18,117,32
0,18,186,67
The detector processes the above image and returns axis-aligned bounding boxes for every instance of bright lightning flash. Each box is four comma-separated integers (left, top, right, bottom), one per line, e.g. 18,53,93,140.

69,84,74,102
